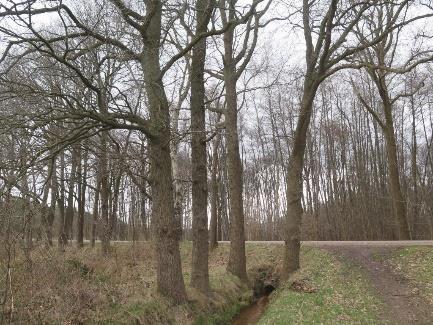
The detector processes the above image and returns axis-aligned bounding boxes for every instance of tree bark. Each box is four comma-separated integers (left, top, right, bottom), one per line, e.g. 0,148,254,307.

77,145,87,248
46,158,57,247
410,96,421,238
65,146,78,240
283,81,318,279
171,103,183,241
95,89,111,255
209,134,221,250
140,187,147,240
99,129,110,255
383,101,411,239
219,145,229,240
40,158,55,247
142,0,187,303
91,179,100,248
190,0,214,295
109,171,122,241
225,71,247,281
58,151,67,251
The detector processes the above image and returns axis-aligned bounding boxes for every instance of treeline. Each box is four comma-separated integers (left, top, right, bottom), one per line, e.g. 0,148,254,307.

0,0,433,303
243,77,433,241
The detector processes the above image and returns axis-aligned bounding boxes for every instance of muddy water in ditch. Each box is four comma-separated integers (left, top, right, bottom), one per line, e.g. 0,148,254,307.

232,295,270,325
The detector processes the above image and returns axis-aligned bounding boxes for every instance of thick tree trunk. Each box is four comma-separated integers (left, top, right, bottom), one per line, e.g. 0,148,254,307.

149,136,187,302
190,0,213,294
225,73,247,281
220,2,248,280
383,102,411,240
142,0,186,303
283,82,317,280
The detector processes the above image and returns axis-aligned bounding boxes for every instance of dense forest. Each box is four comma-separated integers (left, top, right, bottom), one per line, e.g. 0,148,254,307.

1,0,433,305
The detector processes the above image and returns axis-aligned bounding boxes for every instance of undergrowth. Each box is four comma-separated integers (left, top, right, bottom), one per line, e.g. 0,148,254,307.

0,241,281,324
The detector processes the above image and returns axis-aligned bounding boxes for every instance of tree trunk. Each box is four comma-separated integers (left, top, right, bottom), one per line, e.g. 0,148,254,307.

140,188,147,240
99,129,110,255
190,0,213,294
410,96,420,238
46,158,57,247
220,0,248,280
149,135,187,302
142,0,187,303
209,134,221,250
225,73,248,281
139,141,149,239
383,102,411,240
21,175,33,251
91,180,100,248
219,146,229,240
283,82,317,279
109,172,122,241
65,146,78,240
171,107,183,241
40,159,54,247
58,151,67,251
77,145,87,248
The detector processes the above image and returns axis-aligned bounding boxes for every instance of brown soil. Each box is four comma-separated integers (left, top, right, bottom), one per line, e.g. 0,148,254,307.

324,245,433,325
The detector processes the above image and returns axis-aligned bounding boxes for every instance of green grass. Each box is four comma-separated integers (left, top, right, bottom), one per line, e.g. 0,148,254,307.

258,247,385,325
389,246,433,305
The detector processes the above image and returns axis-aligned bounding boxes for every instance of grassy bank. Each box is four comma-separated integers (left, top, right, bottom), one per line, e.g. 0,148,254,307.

388,246,433,305
258,247,385,325
0,241,284,324
2,242,396,324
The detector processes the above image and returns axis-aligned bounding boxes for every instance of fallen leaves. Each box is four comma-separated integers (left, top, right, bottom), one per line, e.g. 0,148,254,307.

289,279,318,293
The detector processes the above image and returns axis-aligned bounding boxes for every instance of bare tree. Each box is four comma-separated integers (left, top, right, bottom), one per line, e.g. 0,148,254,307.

282,0,423,278
350,3,433,239
190,0,215,295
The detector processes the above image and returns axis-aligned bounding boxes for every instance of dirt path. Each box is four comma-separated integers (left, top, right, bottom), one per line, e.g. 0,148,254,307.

324,246,433,325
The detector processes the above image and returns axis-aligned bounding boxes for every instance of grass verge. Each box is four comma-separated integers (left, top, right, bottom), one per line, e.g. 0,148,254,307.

258,247,385,325
388,246,433,305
